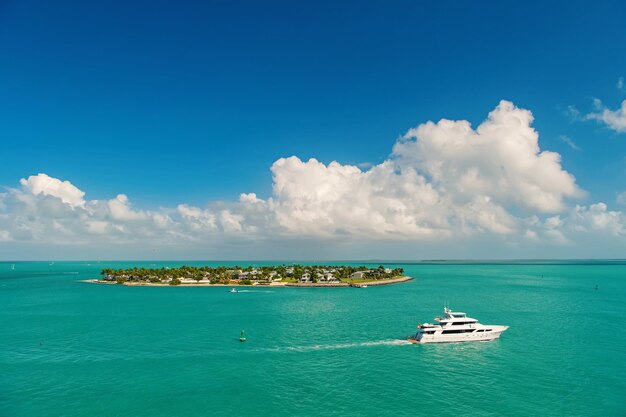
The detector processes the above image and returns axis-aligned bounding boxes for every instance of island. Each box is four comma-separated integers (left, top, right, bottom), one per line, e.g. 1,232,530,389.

87,265,412,287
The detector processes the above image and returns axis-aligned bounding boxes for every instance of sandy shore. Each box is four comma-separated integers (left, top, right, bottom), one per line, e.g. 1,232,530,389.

286,276,413,287
352,276,413,286
81,276,413,287
81,279,287,287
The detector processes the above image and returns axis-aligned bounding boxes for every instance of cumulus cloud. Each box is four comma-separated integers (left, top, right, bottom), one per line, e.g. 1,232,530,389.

1,100,624,255
394,100,583,213
268,157,448,238
177,204,217,231
264,101,585,240
585,99,626,133
20,173,85,207
569,203,626,236
0,182,175,244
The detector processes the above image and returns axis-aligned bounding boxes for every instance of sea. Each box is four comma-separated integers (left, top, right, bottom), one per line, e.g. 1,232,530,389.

1,260,625,416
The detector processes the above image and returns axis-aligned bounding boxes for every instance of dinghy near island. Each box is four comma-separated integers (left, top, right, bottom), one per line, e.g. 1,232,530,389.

408,306,508,344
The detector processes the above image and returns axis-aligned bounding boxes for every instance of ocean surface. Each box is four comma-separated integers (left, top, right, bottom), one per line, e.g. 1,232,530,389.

1,261,625,416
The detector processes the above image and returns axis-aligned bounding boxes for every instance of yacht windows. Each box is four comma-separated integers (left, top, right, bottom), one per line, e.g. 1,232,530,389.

441,329,475,334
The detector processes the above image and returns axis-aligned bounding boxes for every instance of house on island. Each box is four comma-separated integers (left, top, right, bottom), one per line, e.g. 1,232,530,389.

317,271,337,282
269,271,282,281
350,271,367,280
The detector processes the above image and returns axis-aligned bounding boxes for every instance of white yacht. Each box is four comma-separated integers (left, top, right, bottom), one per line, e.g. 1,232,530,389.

408,306,508,343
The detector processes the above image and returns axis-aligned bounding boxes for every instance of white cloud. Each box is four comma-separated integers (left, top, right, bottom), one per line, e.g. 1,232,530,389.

617,192,626,206
618,76,625,92
585,99,626,133
1,100,625,257
532,215,568,244
520,203,626,246
20,173,85,207
266,101,583,240
395,100,583,213
569,203,625,236
85,220,109,235
219,210,244,233
268,157,449,238
107,194,148,222
0,230,11,242
559,135,580,151
564,105,581,121
177,204,217,231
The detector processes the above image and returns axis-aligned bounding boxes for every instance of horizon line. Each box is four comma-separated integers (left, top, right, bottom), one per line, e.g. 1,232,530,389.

3,258,626,263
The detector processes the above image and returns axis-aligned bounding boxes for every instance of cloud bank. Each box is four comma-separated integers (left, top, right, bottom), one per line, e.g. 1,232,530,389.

1,100,624,258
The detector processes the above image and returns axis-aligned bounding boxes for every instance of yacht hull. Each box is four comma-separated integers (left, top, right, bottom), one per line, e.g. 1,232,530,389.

408,326,509,344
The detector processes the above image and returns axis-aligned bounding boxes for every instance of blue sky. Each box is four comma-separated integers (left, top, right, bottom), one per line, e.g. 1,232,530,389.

1,1,626,259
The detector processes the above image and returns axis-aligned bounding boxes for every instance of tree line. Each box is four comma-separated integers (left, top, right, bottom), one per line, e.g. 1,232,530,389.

100,264,405,285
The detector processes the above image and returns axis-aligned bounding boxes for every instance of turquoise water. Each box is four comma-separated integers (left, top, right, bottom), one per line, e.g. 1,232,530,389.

1,261,625,416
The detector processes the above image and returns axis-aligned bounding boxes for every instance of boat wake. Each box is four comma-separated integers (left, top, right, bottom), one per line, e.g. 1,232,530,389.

261,339,411,353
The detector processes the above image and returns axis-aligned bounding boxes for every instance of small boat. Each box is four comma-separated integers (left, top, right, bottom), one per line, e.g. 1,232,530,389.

229,288,238,293
361,284,368,288
239,330,246,342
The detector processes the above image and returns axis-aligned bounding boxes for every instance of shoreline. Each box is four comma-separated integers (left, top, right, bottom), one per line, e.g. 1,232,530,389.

285,276,413,287
80,276,413,287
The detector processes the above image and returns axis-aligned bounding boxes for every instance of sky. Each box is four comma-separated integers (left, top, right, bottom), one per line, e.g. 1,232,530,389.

1,0,626,260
